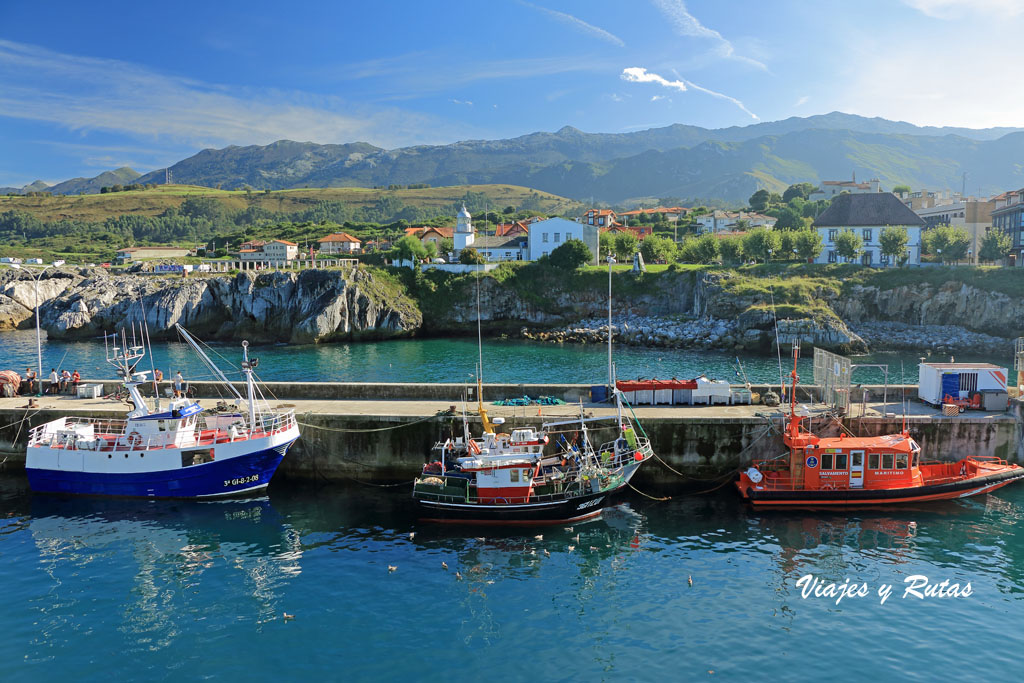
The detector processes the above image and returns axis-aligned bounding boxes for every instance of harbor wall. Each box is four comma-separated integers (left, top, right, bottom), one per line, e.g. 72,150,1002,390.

2,396,1018,488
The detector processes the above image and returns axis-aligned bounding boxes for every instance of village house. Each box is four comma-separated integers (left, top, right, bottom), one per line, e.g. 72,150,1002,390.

912,197,993,264
473,235,529,261
494,221,529,238
808,176,882,201
528,218,599,263
237,239,298,263
695,211,777,235
812,193,925,266
618,206,690,223
991,188,1024,266
317,231,362,254
582,209,618,228
602,224,654,241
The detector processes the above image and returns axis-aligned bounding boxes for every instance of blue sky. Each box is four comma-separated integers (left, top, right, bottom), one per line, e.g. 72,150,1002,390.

2,0,1023,187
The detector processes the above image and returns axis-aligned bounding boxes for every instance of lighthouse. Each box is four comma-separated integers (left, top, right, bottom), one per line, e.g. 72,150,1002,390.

454,204,475,251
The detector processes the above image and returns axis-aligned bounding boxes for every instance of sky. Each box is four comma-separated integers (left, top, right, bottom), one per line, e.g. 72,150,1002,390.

2,0,1024,187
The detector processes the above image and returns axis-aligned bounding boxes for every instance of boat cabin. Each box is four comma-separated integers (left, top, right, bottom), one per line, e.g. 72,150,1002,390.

457,458,538,503
798,434,923,490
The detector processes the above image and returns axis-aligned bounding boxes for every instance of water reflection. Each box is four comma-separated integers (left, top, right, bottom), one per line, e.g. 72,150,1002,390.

25,493,302,659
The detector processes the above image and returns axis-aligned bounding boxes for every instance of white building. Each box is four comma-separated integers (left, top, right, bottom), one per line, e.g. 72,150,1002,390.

473,235,528,261
453,205,475,252
812,193,925,266
318,232,362,254
527,218,599,263
695,211,777,235
239,239,298,263
913,199,993,265
808,177,882,202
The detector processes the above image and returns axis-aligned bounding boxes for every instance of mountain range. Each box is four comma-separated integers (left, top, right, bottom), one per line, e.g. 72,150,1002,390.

7,112,1024,204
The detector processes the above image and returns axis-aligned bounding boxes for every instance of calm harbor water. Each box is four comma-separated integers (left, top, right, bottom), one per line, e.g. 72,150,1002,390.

2,474,1024,681
0,330,1009,386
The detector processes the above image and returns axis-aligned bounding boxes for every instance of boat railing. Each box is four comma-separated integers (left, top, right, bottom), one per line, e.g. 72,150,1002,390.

414,474,589,505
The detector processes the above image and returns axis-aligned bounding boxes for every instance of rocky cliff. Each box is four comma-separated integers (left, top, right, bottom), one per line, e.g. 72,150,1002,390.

0,267,421,343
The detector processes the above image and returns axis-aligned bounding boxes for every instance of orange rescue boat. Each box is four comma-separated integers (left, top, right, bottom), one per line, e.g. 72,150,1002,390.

736,349,1024,507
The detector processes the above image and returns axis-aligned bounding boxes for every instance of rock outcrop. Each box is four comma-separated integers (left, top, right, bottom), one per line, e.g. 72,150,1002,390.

5,267,420,343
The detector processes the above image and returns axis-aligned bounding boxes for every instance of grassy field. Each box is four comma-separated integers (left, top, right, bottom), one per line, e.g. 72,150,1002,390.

0,184,581,223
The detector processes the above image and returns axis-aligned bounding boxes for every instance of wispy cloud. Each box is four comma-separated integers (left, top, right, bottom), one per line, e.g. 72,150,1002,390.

519,1,625,47
0,39,472,151
621,66,758,119
652,0,767,70
901,0,1024,18
794,95,810,107
450,99,473,106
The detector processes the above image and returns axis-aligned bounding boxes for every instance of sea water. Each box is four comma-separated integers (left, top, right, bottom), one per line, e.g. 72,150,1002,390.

2,474,1023,681
0,330,1006,386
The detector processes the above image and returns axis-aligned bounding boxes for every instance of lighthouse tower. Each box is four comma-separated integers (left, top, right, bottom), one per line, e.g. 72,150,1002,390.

454,204,475,251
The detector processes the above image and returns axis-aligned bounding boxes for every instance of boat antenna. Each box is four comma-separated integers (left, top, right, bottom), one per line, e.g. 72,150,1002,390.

769,283,784,401
901,360,907,435
475,261,493,433
139,298,160,411
788,342,801,439
607,252,616,391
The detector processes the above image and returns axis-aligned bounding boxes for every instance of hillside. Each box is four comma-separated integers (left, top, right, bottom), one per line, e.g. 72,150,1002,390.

13,112,1024,204
0,183,580,224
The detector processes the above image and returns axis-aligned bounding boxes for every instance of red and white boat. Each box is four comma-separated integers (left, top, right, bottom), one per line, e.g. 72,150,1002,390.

736,348,1024,507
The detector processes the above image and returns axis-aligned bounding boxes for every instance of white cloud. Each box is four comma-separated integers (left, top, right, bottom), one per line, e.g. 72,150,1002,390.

795,95,810,107
0,39,472,150
621,67,758,119
652,0,768,70
901,0,1024,18
450,99,474,106
519,1,625,47
609,93,625,102
651,95,665,101
621,67,688,92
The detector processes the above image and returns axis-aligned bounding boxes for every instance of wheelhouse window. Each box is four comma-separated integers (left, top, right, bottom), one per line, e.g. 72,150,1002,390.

510,469,519,482
834,452,848,470
821,453,834,469
882,453,894,469
868,453,880,469
895,453,908,470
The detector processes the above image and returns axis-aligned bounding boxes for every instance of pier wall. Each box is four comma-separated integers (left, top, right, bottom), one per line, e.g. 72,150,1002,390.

2,393,1018,488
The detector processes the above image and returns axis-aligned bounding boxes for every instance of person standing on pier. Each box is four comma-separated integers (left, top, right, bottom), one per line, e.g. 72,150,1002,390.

174,371,183,398
48,368,59,395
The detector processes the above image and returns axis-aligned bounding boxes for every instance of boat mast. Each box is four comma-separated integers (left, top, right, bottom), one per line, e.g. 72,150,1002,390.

241,341,256,429
788,343,800,439
607,253,615,391
475,264,493,433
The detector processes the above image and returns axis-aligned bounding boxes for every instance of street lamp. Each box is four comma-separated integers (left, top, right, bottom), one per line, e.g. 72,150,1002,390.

3,263,50,396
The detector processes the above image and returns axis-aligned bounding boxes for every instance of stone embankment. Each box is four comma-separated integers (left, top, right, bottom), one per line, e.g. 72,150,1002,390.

849,321,1011,356
0,266,420,343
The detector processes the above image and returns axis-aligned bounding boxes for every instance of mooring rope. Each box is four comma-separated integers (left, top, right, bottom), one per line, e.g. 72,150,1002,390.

627,481,671,501
296,412,442,433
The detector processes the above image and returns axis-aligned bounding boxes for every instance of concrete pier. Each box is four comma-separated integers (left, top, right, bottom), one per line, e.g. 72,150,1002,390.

0,384,1017,487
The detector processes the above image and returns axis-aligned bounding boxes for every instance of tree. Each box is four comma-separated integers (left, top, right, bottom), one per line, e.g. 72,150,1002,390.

979,228,1012,263
613,231,639,261
694,234,720,264
743,228,781,263
892,184,911,195
749,189,773,212
923,224,971,263
459,247,486,265
794,230,824,262
640,234,675,263
782,182,818,202
439,237,454,255
392,234,427,263
675,237,700,263
779,231,796,258
548,238,593,270
719,236,744,264
878,226,909,266
773,206,806,231
833,229,863,262
599,230,615,259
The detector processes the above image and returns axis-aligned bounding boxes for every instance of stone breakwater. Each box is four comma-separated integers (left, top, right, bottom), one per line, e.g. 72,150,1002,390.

849,321,1011,356
520,314,868,354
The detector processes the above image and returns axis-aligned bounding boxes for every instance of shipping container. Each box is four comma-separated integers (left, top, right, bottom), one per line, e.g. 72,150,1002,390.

918,363,1008,407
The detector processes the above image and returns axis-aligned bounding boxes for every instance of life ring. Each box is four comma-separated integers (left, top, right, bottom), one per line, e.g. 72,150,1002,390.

468,439,481,455
126,431,143,447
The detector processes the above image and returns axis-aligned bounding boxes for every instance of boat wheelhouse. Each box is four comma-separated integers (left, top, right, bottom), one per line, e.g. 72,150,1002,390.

25,324,300,498
736,347,1024,507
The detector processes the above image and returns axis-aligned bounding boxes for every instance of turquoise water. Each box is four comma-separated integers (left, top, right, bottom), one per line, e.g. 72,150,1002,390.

0,330,1009,386
2,474,1024,681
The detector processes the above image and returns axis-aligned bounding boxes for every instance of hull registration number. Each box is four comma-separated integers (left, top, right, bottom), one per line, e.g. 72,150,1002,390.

224,474,260,487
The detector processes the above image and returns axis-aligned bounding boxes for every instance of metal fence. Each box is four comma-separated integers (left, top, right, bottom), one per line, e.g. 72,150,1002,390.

813,347,852,414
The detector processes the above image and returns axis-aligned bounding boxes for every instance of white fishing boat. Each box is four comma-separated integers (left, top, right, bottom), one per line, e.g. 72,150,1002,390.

25,324,300,498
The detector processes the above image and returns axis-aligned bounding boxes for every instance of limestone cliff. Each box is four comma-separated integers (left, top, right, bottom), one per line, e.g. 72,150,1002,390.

0,267,420,343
